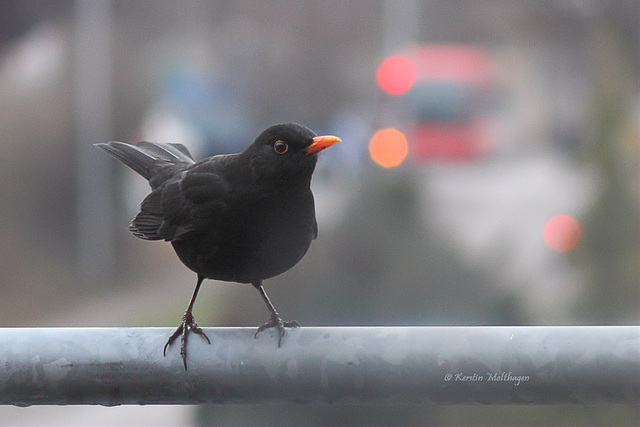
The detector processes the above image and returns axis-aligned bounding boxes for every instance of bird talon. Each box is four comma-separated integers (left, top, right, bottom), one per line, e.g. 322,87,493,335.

254,313,299,346
164,309,210,370
163,324,183,356
284,320,301,328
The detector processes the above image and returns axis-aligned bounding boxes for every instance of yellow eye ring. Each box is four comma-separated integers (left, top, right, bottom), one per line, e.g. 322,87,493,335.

274,140,288,154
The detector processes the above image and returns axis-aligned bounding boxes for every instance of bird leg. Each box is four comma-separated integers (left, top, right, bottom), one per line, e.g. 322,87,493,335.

252,281,300,346
164,274,211,370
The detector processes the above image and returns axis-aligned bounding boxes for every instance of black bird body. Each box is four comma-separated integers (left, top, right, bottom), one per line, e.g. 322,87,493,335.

171,156,317,283
96,123,340,369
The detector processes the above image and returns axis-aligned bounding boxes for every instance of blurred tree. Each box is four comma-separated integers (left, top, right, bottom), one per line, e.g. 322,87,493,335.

574,25,639,324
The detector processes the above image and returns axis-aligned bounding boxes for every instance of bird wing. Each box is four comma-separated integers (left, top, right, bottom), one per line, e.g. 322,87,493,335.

130,158,231,241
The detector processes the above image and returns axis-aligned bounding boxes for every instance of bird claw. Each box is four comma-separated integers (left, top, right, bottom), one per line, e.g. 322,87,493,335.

254,313,300,347
164,311,211,370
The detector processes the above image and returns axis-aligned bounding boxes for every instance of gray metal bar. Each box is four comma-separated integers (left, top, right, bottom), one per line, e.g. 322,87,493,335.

0,326,637,406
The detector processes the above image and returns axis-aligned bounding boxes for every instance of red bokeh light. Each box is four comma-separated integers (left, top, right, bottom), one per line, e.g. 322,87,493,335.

543,215,582,252
376,55,416,96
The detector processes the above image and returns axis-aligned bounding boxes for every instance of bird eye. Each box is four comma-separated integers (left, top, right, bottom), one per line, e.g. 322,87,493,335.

273,140,289,154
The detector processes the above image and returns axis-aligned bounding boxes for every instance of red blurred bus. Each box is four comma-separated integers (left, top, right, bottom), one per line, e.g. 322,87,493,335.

378,45,498,161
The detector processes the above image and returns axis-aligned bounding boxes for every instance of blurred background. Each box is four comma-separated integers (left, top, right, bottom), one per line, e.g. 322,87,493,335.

0,0,637,425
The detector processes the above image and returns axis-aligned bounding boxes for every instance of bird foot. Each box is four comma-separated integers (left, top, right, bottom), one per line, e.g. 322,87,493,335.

163,311,211,370
254,313,300,347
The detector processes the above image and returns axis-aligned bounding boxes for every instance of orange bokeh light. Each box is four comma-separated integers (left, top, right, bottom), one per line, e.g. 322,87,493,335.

376,55,417,96
369,128,409,168
543,215,582,252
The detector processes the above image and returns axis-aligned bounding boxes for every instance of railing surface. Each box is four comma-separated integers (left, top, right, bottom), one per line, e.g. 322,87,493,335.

0,326,637,406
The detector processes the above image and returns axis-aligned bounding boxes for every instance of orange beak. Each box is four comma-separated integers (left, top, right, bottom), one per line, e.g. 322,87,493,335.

305,135,341,155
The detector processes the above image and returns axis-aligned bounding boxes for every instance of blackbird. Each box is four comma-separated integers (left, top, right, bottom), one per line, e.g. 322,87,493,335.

96,123,340,369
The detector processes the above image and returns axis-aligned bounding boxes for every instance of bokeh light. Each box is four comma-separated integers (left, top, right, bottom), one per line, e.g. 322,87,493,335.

543,215,582,252
376,54,417,96
369,128,409,168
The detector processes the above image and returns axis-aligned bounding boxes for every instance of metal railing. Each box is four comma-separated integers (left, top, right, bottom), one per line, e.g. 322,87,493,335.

0,326,637,406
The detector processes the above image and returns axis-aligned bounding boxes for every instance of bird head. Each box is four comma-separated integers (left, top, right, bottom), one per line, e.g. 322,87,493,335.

247,123,341,181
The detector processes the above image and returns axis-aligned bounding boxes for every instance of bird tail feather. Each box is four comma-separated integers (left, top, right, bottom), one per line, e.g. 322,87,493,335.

94,141,196,181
